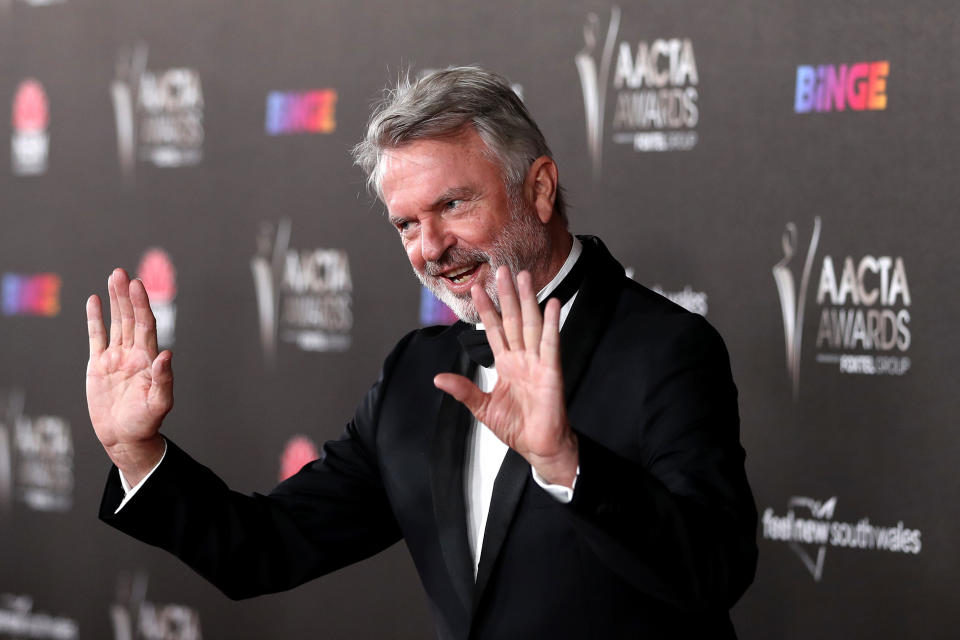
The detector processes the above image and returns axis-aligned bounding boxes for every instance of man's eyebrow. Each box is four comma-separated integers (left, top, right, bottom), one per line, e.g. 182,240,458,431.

429,186,476,209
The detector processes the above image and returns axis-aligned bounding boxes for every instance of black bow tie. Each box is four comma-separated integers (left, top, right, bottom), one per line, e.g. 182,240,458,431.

457,252,587,368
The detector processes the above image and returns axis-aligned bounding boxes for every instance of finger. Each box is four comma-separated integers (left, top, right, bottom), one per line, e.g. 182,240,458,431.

434,373,488,423
113,268,136,348
86,294,107,358
147,350,174,415
541,298,562,370
496,266,524,351
517,271,542,356
130,278,159,357
107,272,122,347
471,283,507,356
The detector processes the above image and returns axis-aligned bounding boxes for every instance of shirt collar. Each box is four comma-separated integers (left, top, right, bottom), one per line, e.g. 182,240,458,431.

475,235,582,330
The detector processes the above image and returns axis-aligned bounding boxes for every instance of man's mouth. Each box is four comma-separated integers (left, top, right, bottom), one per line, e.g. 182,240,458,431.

444,264,480,284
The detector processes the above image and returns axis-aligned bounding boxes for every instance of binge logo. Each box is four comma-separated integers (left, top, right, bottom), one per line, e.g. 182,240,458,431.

265,90,337,135
419,286,459,326
136,248,177,348
251,218,353,367
774,219,912,400
1,273,60,316
794,61,889,113
111,573,203,640
10,78,49,176
762,495,922,582
278,435,319,481
111,43,204,183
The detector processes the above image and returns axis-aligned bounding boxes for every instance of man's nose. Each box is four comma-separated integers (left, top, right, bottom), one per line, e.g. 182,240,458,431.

420,219,453,263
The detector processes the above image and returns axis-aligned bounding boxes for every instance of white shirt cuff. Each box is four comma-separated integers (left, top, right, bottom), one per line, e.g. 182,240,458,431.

531,465,580,504
114,438,168,514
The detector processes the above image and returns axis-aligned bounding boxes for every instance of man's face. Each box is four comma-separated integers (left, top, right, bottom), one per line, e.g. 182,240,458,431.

380,129,550,323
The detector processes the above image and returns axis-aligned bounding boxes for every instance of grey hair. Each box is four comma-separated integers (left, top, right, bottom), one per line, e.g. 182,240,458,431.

352,66,566,221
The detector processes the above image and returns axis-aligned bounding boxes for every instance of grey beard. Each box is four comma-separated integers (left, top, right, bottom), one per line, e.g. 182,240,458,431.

414,204,551,324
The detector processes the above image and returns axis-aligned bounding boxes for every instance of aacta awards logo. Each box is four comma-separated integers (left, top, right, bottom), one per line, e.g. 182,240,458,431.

137,248,177,348
795,61,889,113
265,89,337,135
762,495,921,582
576,5,699,178
0,389,73,513
0,594,78,639
111,42,204,183
279,435,319,481
10,78,50,176
773,218,911,399
251,218,353,366
111,572,202,640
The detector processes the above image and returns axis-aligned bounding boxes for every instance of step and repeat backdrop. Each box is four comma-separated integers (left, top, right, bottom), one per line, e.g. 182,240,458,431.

1,0,957,638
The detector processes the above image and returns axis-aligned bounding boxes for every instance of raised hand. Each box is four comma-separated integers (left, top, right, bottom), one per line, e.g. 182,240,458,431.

86,268,171,484
434,266,579,488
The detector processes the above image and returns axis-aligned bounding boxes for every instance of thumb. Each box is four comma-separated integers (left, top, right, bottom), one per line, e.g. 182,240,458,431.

148,350,174,412
434,373,487,421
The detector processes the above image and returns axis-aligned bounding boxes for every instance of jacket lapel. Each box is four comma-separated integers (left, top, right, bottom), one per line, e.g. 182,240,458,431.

472,236,625,609
430,325,477,617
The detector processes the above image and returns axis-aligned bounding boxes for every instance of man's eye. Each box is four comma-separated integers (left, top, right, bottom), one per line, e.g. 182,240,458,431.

395,220,414,233
444,199,462,210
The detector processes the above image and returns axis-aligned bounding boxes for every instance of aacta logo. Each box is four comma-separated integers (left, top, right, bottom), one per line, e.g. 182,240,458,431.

1,272,60,316
278,435,319,481
111,42,204,183
251,218,353,366
774,218,911,399
576,5,699,179
137,248,177,348
0,388,73,514
111,572,202,640
265,89,337,135
762,495,921,582
795,61,889,113
11,78,49,176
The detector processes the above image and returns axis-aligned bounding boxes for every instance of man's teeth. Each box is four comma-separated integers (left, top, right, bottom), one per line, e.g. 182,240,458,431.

447,265,475,283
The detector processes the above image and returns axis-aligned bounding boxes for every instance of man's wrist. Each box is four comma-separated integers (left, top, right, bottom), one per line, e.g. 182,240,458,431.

107,435,166,487
531,432,579,489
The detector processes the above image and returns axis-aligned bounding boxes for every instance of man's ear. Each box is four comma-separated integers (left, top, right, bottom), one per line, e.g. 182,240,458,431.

525,156,558,224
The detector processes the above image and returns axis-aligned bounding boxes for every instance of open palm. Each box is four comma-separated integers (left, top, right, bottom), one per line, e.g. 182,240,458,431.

434,267,579,488
86,268,171,479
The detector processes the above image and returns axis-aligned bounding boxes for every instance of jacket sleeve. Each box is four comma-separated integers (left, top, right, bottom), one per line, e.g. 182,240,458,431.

566,314,758,612
98,333,417,600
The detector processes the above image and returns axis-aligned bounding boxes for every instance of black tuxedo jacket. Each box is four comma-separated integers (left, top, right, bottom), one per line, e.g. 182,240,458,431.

100,236,757,639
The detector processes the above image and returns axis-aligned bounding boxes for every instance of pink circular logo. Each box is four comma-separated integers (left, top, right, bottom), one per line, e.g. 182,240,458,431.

12,79,48,132
137,248,177,303
279,435,320,481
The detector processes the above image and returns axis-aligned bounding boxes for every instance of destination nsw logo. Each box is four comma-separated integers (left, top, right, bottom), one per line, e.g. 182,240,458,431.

795,61,889,113
265,89,337,135
576,5,699,178
773,218,911,399
11,78,49,176
762,495,921,582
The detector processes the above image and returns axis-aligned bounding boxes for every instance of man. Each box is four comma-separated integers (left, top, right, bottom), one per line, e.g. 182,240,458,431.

87,67,757,639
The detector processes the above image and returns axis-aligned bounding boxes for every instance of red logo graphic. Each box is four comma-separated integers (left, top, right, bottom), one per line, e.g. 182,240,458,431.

12,79,49,132
279,435,319,481
137,248,176,304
